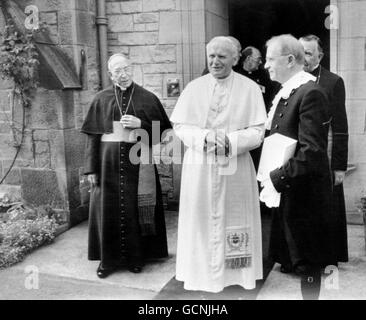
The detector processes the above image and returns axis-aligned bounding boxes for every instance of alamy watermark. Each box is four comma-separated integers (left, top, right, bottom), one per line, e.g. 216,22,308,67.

24,265,39,290
324,5,339,30
24,5,39,30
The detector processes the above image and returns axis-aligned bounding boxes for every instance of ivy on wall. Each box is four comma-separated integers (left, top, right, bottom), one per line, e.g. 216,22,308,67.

0,23,40,185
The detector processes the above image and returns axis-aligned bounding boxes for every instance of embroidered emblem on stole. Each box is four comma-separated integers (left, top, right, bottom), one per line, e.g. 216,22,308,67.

225,226,252,269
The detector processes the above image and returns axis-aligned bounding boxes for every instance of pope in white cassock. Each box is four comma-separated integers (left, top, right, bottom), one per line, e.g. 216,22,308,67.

170,36,267,292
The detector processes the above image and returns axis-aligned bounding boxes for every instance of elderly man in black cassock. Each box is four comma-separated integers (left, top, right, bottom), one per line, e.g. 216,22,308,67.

81,53,172,278
300,35,349,265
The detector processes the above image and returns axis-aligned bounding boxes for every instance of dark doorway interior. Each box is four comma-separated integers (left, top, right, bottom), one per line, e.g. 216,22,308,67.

229,0,331,69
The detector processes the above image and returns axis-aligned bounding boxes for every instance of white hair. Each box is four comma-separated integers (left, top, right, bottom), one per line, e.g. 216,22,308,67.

107,53,130,71
206,36,238,59
266,34,305,65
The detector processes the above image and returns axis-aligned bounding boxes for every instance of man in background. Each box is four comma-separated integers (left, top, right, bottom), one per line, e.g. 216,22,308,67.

300,35,349,265
239,46,280,171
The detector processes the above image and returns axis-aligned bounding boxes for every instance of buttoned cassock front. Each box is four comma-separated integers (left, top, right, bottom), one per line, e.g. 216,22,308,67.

171,72,267,292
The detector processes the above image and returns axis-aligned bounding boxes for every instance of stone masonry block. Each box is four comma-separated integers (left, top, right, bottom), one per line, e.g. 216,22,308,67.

40,12,58,25
0,90,12,112
159,11,182,44
58,11,75,45
106,2,121,14
2,167,21,186
348,133,366,164
342,71,366,100
21,168,67,209
339,38,365,71
117,32,158,45
121,1,143,13
33,129,49,141
130,45,176,64
0,122,12,134
76,11,96,46
64,129,86,169
134,23,146,32
109,14,134,32
344,163,366,213
143,0,176,12
146,23,159,31
0,78,13,90
177,0,205,11
142,63,176,74
133,12,159,23
144,74,163,87
340,1,366,38
0,134,17,160
346,100,366,135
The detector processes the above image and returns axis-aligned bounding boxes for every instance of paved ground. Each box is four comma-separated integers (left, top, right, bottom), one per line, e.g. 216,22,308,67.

0,210,365,300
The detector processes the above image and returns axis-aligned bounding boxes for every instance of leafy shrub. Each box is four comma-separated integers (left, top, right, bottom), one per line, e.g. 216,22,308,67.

0,201,58,269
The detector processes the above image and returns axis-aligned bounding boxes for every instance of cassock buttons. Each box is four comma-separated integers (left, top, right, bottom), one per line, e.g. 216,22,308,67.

286,184,290,189
284,101,288,106
281,176,285,180
275,124,279,129
279,113,284,118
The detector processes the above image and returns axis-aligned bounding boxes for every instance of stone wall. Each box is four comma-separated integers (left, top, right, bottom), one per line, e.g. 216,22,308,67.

0,0,99,226
336,0,366,221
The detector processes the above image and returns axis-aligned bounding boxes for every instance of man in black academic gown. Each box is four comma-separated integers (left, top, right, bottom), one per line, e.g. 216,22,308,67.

261,35,335,299
300,35,349,265
81,53,172,278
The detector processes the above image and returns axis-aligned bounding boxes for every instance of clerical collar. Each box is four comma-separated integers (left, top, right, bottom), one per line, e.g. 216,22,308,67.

115,82,133,92
310,65,320,76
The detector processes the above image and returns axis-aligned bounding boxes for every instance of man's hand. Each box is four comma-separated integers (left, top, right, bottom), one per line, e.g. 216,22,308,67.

87,174,99,188
205,130,217,153
204,130,229,155
334,170,346,186
215,130,229,156
120,115,141,129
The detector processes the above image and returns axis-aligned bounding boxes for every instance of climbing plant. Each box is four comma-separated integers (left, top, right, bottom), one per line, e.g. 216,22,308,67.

0,24,39,106
0,23,40,184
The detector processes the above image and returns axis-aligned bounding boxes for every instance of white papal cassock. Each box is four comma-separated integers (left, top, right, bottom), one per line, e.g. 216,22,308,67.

170,71,267,292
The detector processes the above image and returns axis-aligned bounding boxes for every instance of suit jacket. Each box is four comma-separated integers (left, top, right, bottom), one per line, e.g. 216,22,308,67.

311,66,348,171
268,80,336,266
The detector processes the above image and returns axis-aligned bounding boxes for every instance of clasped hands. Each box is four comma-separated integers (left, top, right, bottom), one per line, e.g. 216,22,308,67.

120,115,141,129
204,130,230,156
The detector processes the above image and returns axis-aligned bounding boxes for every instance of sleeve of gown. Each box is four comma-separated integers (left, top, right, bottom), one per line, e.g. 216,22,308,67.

173,123,210,153
330,77,348,171
84,134,101,175
139,95,172,146
226,125,264,158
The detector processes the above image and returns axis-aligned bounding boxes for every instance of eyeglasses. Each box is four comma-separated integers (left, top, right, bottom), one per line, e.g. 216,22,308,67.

251,56,262,63
111,66,133,76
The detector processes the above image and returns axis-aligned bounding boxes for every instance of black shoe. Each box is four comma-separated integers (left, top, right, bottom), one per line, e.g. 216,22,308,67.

280,264,293,273
128,265,142,273
97,263,115,278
